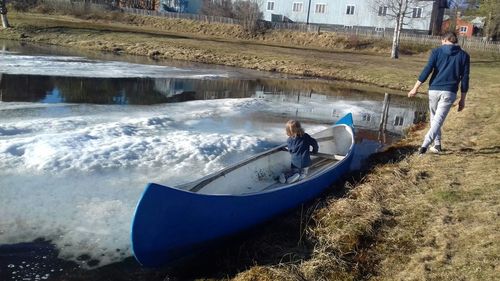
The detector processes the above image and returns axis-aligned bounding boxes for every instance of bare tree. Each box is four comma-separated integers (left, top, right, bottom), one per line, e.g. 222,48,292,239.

0,0,10,28
373,0,429,58
200,0,234,17
478,0,500,40
201,0,264,35
446,0,462,34
233,0,263,34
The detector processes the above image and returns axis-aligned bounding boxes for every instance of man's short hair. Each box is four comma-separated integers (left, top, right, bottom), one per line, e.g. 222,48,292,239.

442,32,458,44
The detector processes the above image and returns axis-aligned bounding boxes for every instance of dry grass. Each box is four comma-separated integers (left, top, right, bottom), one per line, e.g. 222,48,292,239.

241,62,499,281
1,12,498,281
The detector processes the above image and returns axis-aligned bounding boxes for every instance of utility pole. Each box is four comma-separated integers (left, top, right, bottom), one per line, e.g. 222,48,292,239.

0,44,3,102
306,0,312,24
430,0,446,35
0,0,10,28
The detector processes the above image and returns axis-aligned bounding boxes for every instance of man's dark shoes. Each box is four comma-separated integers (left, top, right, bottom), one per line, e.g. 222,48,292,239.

418,147,427,155
429,145,442,154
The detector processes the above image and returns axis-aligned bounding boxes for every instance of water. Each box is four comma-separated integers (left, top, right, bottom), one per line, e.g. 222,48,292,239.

0,40,427,280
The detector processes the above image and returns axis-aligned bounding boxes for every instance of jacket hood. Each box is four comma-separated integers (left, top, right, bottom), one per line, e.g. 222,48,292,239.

441,44,461,55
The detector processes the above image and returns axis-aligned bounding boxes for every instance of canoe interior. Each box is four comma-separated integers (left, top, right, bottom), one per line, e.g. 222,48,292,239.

182,125,353,195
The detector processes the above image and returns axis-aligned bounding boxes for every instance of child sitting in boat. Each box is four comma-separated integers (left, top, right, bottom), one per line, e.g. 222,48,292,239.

279,120,319,184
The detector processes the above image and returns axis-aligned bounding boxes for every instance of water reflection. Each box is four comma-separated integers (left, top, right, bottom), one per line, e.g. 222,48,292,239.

0,75,256,104
256,89,427,135
0,74,426,135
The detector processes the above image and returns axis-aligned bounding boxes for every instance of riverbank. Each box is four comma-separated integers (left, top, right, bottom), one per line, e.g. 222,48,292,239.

1,12,498,281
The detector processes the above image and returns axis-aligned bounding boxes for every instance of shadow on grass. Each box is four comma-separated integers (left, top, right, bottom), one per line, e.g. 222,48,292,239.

459,145,500,155
366,145,417,166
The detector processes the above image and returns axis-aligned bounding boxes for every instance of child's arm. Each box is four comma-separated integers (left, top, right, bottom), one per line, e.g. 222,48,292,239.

286,138,295,153
310,136,319,154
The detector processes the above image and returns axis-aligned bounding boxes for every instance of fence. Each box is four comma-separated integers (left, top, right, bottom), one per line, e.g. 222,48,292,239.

271,23,500,53
460,38,500,53
268,22,320,33
121,7,239,24
389,32,500,53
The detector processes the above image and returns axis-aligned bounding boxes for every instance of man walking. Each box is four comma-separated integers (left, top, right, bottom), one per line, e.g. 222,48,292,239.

408,32,470,154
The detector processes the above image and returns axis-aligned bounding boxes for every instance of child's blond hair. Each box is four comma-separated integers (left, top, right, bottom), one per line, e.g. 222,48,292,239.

286,120,305,137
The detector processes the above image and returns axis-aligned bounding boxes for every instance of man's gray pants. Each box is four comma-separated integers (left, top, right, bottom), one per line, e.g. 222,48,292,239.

422,90,457,148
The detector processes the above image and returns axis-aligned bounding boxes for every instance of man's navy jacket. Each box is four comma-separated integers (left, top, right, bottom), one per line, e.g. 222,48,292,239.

418,44,470,93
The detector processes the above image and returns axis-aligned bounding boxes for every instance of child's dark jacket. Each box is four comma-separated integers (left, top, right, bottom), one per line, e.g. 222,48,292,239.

287,133,319,169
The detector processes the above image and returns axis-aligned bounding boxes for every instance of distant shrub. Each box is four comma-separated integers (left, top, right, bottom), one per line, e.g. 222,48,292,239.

200,0,266,35
345,34,359,48
8,0,39,12
233,0,264,35
399,42,433,55
200,0,233,18
33,0,117,18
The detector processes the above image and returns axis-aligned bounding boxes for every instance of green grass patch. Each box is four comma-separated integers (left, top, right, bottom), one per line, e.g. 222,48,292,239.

432,190,463,203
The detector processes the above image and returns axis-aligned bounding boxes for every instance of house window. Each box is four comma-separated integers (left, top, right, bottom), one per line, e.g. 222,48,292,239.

459,26,468,33
378,6,387,16
394,116,404,126
362,113,371,122
346,5,355,15
412,7,422,18
315,3,326,14
375,27,385,32
413,111,426,123
267,1,274,11
293,2,303,12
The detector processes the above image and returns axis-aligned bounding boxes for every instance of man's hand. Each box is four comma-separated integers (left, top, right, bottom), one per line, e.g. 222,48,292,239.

458,98,465,112
408,81,422,98
458,92,466,112
408,88,418,97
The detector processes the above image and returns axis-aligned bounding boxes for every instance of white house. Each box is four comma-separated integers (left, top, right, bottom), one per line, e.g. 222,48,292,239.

260,0,445,34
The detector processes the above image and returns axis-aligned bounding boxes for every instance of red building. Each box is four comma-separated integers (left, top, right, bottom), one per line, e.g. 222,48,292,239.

442,17,474,38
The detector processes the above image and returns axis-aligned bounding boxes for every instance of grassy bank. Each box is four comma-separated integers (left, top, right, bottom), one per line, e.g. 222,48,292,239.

1,12,498,281
230,62,499,281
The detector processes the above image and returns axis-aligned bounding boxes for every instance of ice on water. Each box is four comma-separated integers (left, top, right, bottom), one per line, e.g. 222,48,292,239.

0,97,329,268
0,52,235,79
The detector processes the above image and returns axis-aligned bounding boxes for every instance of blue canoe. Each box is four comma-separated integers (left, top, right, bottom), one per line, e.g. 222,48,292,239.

131,113,355,267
